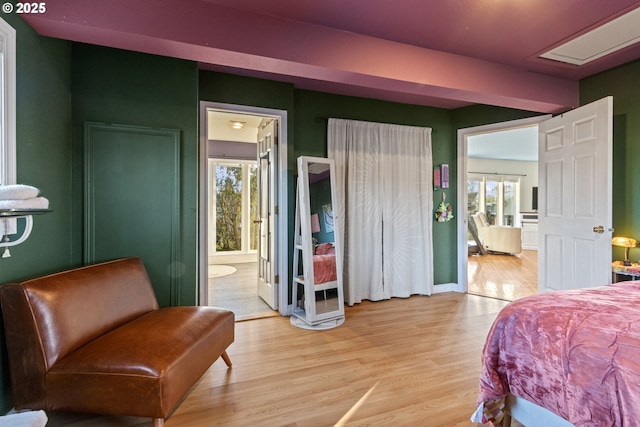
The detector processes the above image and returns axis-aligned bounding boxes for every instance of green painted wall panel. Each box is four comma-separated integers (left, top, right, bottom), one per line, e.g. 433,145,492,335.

450,105,542,130
72,44,199,307
84,123,181,307
580,59,640,262
199,71,294,111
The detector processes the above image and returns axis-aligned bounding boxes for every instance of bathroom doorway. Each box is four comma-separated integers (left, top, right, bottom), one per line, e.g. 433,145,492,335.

199,102,289,319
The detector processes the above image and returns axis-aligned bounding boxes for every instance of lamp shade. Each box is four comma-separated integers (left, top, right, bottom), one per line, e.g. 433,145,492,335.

612,237,637,248
310,213,321,233
612,236,636,266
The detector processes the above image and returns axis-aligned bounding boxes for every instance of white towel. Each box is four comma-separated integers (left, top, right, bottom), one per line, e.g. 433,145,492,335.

0,410,48,427
0,184,39,200
0,197,49,210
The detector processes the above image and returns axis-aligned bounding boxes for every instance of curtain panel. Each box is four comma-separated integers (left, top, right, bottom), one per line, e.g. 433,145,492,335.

328,119,434,305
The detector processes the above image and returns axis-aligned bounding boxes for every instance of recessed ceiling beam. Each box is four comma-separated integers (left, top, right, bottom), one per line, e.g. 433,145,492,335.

23,0,578,113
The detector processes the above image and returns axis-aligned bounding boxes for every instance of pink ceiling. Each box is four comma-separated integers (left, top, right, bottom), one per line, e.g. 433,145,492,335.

21,0,640,113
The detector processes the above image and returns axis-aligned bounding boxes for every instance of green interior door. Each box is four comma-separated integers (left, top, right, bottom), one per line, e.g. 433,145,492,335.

84,122,180,307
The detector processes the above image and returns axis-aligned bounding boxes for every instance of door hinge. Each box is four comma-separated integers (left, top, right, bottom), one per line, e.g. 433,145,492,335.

275,275,279,284
274,206,279,215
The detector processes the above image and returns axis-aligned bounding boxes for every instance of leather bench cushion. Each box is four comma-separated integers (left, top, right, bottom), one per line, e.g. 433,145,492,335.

44,306,234,418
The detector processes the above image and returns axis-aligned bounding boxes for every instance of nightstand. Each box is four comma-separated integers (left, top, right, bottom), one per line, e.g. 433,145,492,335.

612,261,640,283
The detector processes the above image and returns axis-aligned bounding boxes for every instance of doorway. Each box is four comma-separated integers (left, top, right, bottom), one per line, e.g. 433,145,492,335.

456,116,550,300
208,155,271,319
199,102,289,319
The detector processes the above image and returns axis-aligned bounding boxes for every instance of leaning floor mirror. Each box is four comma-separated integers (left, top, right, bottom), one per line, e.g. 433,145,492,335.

291,156,345,330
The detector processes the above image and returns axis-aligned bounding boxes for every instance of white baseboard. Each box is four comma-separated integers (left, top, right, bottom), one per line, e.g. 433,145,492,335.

284,283,463,317
433,283,458,293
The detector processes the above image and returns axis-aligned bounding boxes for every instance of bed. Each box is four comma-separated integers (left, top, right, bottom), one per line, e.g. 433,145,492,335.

313,242,337,284
472,281,640,427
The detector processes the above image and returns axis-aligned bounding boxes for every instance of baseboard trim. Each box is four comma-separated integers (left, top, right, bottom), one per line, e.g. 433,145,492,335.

283,284,463,316
433,283,458,293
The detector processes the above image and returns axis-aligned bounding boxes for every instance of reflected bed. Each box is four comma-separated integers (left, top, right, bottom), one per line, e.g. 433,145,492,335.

473,281,640,427
313,242,337,284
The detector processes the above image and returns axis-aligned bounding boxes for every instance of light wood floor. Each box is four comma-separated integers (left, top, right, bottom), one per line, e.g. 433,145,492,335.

208,248,538,318
45,293,508,427
208,262,278,321
467,250,538,301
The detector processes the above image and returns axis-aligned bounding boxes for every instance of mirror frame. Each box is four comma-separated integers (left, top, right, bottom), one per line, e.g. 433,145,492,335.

294,156,344,326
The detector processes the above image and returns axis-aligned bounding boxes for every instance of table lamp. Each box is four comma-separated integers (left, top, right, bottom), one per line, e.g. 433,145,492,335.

612,236,637,266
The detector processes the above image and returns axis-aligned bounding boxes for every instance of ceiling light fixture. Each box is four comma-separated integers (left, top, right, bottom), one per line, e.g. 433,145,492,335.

229,121,245,130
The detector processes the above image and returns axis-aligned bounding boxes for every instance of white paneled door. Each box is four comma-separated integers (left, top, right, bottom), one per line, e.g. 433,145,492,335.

538,96,613,292
257,118,278,309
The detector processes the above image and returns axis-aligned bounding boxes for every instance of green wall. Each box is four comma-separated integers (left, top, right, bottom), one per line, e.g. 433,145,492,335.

1,16,73,280
450,104,542,130
71,44,200,306
0,14,73,413
580,59,640,262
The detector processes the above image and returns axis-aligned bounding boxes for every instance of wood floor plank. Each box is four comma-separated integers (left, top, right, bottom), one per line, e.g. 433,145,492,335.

468,249,537,301
46,294,508,427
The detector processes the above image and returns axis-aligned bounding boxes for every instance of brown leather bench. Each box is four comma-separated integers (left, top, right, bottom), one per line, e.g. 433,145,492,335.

0,257,234,426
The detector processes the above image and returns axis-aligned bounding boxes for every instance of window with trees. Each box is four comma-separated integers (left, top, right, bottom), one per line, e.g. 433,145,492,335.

209,159,258,255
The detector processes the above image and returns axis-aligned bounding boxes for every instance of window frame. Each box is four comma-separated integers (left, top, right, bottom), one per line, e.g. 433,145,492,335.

208,158,258,257
468,173,521,226
0,17,16,186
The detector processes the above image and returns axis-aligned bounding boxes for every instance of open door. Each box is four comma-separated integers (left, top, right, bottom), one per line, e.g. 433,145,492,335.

257,118,278,309
538,96,613,292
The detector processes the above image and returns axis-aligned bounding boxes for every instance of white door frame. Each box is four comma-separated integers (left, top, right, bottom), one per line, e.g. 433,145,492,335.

199,101,289,315
456,115,551,293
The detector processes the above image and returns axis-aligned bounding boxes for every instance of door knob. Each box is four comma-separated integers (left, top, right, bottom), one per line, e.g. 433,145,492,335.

593,225,604,234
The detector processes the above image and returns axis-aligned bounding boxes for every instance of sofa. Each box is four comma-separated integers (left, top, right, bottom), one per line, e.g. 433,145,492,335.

0,257,235,427
471,211,522,255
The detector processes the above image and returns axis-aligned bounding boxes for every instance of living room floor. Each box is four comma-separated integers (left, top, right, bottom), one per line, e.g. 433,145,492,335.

467,249,538,301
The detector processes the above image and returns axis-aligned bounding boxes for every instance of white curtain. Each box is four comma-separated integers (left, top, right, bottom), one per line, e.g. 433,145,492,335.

328,119,433,305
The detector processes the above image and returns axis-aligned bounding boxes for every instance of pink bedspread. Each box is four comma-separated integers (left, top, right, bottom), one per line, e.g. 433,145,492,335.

313,254,337,284
475,281,640,427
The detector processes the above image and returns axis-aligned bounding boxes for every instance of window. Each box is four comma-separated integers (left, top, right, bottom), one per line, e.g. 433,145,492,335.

0,17,15,186
468,173,521,226
208,159,258,256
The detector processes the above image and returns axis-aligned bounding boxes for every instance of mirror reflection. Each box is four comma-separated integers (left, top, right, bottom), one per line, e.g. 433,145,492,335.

307,161,337,287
